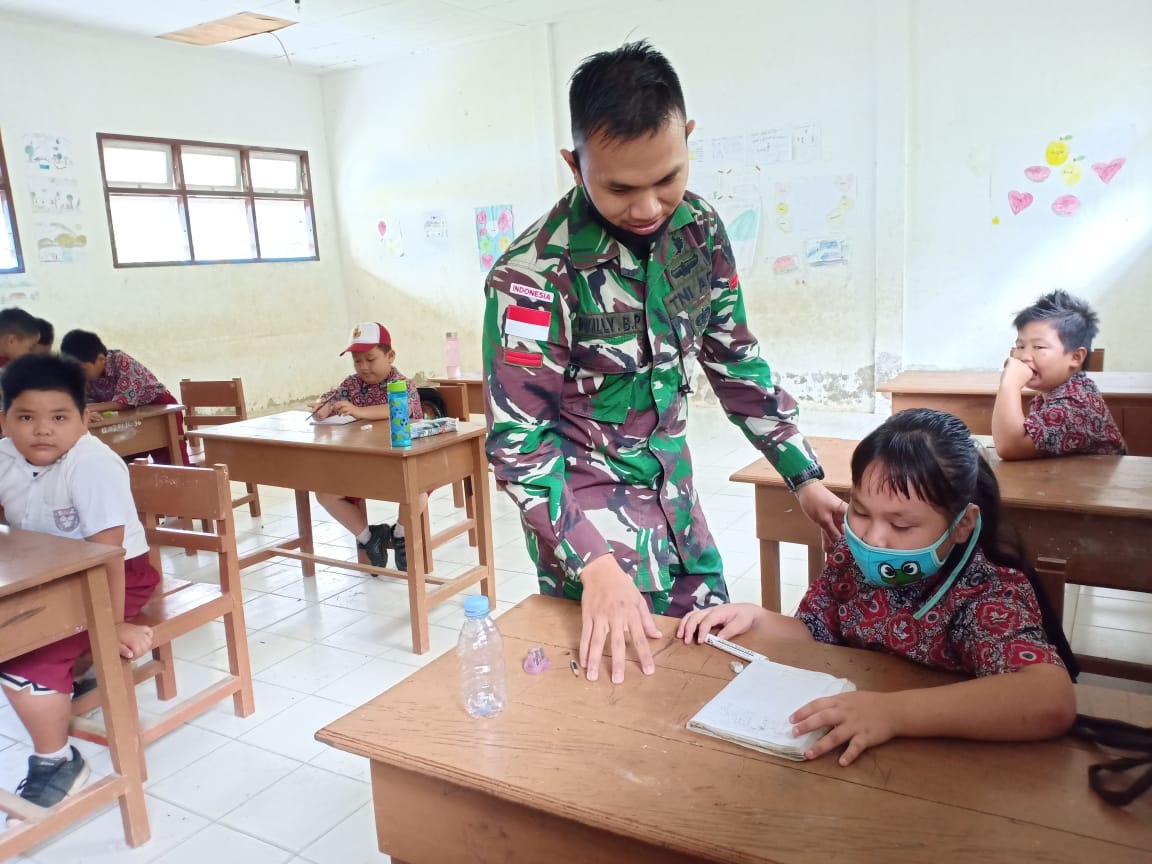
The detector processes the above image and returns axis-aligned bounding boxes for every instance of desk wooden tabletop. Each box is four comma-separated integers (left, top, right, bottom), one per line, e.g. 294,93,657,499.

731,437,1152,519
878,370,1152,397
318,595,1151,864
87,403,184,428
0,526,123,599
429,373,484,383
190,410,486,458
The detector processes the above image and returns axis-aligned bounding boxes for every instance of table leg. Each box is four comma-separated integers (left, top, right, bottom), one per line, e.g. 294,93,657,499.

295,490,316,577
402,497,430,654
759,538,782,613
83,565,150,846
472,436,496,606
163,411,182,466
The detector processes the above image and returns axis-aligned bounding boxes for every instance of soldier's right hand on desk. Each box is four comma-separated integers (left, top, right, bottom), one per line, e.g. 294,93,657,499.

578,554,660,684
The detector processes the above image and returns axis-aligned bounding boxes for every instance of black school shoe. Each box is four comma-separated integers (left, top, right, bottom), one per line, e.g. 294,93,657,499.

392,526,407,572
15,747,90,810
358,523,392,571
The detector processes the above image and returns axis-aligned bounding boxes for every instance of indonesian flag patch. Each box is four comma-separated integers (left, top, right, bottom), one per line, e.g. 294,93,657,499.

504,305,551,341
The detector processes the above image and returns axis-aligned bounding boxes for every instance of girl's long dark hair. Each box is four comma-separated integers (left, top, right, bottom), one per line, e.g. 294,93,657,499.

851,408,1079,679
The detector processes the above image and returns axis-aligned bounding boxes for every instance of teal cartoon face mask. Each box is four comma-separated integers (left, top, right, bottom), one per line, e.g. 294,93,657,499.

844,508,982,619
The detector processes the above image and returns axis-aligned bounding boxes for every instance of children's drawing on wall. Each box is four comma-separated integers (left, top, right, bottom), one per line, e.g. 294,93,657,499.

377,218,405,257
772,254,799,275
23,134,84,263
792,124,822,163
475,205,513,271
23,134,73,173
422,210,447,243
749,128,794,164
805,237,848,266
715,192,761,275
773,174,855,234
990,126,1134,226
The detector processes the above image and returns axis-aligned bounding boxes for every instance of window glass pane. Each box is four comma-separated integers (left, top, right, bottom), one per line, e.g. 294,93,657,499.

0,200,18,271
250,152,301,193
182,147,241,190
188,197,255,261
103,142,173,188
255,198,314,258
108,195,189,263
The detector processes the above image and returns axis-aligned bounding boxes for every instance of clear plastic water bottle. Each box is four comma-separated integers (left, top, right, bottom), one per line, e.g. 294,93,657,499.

458,595,507,718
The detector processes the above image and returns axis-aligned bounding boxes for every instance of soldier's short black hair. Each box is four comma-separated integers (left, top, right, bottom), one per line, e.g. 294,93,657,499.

1012,290,1099,355
60,329,108,363
569,40,686,149
36,317,54,348
0,307,40,339
1,353,87,413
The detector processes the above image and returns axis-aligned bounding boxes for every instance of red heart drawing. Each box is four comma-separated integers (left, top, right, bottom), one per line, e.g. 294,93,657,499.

1008,191,1034,215
1052,194,1081,216
1024,166,1051,182
1091,158,1125,184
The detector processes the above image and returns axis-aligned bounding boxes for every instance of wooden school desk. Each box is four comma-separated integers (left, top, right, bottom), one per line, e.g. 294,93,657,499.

317,594,1152,864
428,373,484,418
877,370,1152,455
0,528,148,858
192,411,494,654
88,404,184,464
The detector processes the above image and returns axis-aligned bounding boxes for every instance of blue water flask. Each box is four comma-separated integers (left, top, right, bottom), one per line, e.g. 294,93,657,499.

387,380,411,447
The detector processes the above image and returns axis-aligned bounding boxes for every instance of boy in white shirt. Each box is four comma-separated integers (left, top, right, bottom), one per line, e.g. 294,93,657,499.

0,354,159,811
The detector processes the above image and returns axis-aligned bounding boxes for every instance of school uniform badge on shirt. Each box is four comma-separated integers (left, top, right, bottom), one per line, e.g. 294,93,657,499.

504,306,551,341
53,507,80,532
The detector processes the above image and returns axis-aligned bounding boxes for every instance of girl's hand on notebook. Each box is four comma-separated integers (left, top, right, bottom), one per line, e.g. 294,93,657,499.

677,604,763,643
789,690,901,766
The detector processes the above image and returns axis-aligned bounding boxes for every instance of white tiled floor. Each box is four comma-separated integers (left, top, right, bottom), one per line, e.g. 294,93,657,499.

4,404,1150,862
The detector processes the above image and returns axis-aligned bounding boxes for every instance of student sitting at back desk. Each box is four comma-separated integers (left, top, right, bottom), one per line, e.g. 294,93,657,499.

33,317,55,355
679,409,1077,767
993,290,1126,459
0,307,41,370
59,328,189,465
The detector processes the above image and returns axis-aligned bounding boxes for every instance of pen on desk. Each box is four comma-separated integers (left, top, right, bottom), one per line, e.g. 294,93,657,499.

570,660,580,678
306,392,338,421
704,634,767,664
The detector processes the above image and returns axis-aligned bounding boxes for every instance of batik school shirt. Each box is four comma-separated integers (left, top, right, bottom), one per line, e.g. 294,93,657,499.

318,367,422,420
796,541,1064,677
1024,371,1127,456
86,349,170,407
482,185,824,598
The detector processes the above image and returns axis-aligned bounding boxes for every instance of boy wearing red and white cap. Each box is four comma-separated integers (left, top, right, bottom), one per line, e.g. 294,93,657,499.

309,322,423,570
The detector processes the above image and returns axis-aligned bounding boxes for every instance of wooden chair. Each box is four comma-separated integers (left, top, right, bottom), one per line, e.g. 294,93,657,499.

71,462,255,774
179,378,261,518
1086,348,1105,372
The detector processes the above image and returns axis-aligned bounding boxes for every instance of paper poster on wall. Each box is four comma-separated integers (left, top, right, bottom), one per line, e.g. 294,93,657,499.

990,126,1135,227
377,218,404,257
23,134,73,173
749,128,794,164
0,283,40,305
475,205,514,271
709,136,748,166
774,174,855,233
805,237,848,266
33,221,86,263
792,124,822,163
421,210,448,243
715,194,761,275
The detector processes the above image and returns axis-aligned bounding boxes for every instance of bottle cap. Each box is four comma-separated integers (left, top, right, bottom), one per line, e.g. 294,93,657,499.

463,595,490,618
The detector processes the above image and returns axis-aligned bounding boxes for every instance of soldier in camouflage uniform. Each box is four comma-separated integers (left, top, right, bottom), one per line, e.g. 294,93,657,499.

483,41,848,683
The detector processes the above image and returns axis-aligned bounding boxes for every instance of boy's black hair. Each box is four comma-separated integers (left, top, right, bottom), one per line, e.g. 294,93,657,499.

0,353,87,413
59,329,108,363
851,408,1079,680
0,307,40,339
569,40,686,150
1012,290,1100,355
35,317,54,348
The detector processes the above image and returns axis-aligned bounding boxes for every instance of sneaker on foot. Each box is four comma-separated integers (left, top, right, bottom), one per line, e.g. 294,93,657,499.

16,747,90,810
72,677,98,700
392,526,407,572
358,523,392,570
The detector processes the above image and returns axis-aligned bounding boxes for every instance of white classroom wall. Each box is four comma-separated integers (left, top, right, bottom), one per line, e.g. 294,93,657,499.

0,14,350,409
905,0,1152,372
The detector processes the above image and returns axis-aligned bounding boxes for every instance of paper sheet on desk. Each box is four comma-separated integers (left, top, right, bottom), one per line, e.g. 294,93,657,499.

310,415,356,426
688,658,855,761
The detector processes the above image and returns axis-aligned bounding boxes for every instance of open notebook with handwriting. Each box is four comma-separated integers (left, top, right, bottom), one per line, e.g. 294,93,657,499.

687,659,856,761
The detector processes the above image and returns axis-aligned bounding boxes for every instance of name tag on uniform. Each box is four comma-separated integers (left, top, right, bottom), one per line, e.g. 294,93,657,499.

574,310,644,338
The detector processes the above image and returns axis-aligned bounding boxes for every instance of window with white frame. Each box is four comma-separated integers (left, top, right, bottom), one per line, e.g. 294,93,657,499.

98,135,318,267
0,133,24,274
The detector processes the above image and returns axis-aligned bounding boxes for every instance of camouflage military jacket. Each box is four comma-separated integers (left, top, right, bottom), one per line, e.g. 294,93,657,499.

482,186,823,594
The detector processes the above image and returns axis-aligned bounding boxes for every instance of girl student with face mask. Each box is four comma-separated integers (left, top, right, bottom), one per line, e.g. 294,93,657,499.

678,408,1078,767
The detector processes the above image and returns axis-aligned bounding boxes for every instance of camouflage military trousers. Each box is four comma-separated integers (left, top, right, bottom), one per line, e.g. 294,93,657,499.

545,555,730,619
